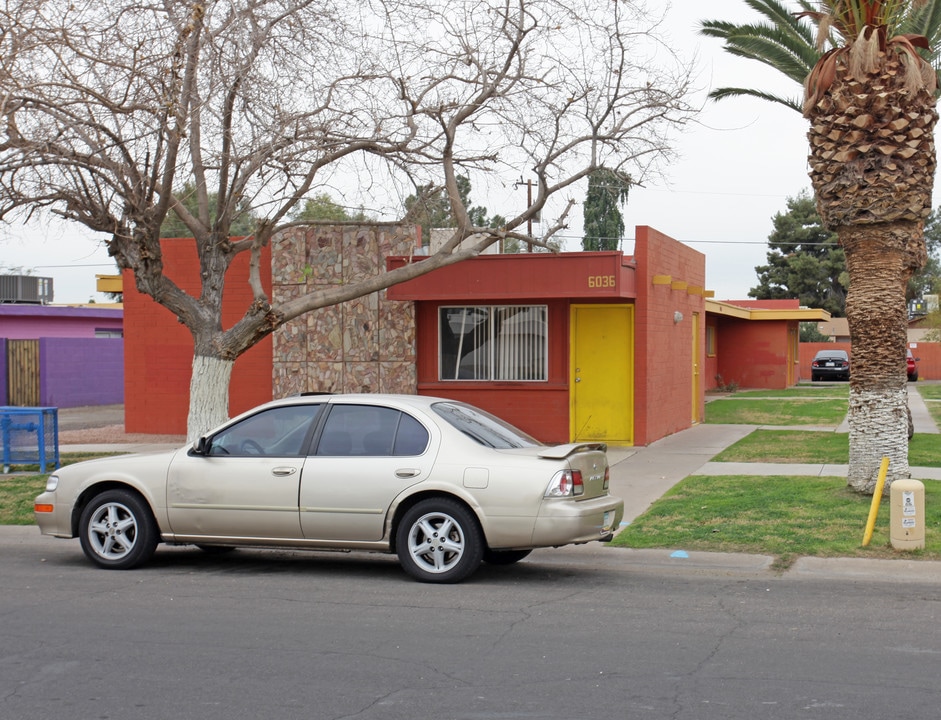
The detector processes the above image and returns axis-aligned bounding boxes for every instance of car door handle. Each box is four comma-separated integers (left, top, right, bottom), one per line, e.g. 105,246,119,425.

272,467,298,476
395,468,421,478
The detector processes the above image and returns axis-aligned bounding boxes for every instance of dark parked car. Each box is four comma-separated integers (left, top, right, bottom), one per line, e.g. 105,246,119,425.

907,349,919,382
811,349,850,381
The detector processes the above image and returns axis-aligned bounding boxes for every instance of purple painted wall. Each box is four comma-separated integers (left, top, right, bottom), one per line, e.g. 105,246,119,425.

0,305,122,339
39,337,124,407
0,339,7,405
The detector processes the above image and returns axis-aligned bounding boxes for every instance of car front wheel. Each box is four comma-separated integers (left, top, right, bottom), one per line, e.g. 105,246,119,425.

78,489,158,570
396,498,483,583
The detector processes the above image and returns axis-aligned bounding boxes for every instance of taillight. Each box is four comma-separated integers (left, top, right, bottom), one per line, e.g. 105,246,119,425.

545,469,585,497
603,466,610,490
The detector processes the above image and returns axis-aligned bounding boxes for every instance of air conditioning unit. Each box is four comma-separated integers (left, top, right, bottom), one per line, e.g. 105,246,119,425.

0,275,55,304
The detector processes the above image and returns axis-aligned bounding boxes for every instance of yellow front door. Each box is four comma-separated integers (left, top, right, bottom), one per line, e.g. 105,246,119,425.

570,305,633,444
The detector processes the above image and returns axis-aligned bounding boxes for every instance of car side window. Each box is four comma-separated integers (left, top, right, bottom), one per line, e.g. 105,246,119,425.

315,405,429,457
208,404,321,457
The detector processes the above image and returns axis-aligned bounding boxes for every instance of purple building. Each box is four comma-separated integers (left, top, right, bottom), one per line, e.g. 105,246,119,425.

0,304,124,407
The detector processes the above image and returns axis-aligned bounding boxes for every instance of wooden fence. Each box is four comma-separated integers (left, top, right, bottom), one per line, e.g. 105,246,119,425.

5,339,40,406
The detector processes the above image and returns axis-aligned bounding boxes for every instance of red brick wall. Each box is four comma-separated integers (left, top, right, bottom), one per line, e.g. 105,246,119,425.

414,299,571,443
714,317,794,389
633,226,707,445
124,239,273,434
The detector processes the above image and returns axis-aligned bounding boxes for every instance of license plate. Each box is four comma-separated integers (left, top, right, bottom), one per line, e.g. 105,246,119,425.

825,362,834,367
603,510,613,530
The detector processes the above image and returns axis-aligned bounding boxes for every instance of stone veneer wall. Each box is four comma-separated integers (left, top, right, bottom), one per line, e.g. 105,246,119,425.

271,224,419,398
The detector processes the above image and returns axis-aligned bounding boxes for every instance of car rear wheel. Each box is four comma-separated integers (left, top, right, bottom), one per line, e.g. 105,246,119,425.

396,498,483,583
79,489,158,570
483,548,532,565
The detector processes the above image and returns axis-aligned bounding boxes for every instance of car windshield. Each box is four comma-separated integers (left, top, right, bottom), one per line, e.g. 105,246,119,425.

431,401,542,449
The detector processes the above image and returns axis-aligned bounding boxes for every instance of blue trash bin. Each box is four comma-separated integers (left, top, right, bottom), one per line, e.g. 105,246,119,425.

0,406,60,474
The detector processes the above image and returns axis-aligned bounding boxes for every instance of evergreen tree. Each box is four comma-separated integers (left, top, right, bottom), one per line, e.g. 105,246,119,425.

403,176,504,246
160,182,256,238
581,168,631,251
294,193,370,222
750,191,847,316
908,207,941,301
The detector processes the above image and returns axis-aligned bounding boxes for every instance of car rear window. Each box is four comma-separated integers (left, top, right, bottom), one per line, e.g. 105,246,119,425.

431,402,541,449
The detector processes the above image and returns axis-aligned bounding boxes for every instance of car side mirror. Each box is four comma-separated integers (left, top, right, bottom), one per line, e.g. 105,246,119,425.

193,436,211,456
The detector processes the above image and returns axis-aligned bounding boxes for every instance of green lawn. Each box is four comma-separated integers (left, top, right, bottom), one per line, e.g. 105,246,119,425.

615,385,941,566
710,385,849,399
713,429,941,467
917,384,941,400
611,474,941,566
0,452,121,525
705,396,848,425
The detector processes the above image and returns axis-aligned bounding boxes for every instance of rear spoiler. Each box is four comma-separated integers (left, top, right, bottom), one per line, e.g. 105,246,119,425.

537,442,607,459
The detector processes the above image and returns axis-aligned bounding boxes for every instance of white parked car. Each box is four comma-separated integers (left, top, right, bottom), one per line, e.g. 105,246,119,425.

35,394,624,583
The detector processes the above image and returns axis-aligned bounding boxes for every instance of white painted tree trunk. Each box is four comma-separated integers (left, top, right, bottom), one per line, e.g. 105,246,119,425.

847,386,910,494
186,355,235,441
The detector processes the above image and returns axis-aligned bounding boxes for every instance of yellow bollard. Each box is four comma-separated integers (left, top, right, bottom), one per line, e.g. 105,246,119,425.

861,457,890,547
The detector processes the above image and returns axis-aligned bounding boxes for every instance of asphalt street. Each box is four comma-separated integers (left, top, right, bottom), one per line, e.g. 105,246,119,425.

3,525,941,720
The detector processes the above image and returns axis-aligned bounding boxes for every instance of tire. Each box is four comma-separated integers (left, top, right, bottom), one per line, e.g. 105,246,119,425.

483,548,532,566
396,498,483,583
909,372,918,382
78,489,158,570
811,374,819,382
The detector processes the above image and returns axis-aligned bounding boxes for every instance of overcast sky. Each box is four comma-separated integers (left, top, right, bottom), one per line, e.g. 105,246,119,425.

1,1,822,304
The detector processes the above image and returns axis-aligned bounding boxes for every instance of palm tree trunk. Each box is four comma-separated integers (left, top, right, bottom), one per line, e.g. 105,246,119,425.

841,223,915,492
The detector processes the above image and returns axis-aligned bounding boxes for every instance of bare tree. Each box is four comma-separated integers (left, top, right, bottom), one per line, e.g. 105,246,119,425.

0,0,695,438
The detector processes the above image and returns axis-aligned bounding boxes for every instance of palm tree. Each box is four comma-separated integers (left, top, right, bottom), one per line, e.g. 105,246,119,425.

701,1,941,110
703,1,940,493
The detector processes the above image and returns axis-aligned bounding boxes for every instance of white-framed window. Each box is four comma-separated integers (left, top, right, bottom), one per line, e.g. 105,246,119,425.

438,305,548,381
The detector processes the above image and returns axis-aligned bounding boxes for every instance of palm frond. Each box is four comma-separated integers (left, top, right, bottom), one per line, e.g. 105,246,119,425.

707,86,805,112
701,0,941,110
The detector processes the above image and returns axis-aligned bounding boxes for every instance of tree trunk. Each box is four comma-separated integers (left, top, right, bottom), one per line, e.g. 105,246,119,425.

186,355,234,441
841,224,913,493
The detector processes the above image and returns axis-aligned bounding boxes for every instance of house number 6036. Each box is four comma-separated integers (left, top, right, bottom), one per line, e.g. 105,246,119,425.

588,275,615,288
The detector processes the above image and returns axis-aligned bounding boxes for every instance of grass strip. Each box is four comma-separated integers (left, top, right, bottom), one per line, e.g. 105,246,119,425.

705,398,848,426
611,474,941,564
715,386,849,399
0,452,124,525
713,429,941,467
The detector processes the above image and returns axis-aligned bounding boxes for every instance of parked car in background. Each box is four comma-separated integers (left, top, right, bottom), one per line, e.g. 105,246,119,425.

34,394,624,583
907,349,919,382
811,349,850,381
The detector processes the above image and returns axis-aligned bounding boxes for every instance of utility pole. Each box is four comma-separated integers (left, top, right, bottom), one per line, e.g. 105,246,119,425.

515,177,534,252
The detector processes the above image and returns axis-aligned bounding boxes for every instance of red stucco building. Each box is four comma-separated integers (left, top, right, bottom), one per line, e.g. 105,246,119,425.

122,225,826,444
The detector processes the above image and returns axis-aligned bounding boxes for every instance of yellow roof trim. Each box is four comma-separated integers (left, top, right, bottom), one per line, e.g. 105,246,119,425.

705,299,831,322
96,274,123,293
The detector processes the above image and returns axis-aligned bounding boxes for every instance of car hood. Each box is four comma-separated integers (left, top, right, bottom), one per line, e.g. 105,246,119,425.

55,447,184,482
